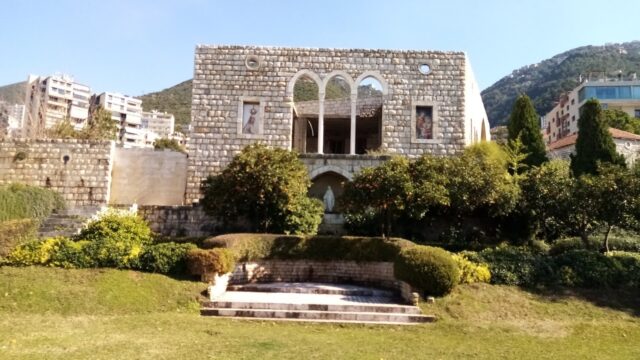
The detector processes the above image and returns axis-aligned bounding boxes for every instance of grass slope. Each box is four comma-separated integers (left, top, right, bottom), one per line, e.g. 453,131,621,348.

1,267,639,359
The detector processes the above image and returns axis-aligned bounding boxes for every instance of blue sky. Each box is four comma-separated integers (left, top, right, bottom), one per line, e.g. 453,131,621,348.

1,0,637,95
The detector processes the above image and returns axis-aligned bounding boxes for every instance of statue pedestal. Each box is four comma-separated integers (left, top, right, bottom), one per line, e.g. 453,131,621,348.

318,213,345,235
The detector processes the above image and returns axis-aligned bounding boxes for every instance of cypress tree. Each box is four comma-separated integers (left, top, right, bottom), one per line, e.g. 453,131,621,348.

570,99,626,176
507,94,548,167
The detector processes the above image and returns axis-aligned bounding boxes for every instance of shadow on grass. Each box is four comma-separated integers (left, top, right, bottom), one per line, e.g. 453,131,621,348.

526,286,640,317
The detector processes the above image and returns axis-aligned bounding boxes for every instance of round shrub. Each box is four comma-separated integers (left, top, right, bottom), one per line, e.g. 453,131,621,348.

186,248,236,276
452,253,491,284
79,211,152,268
139,242,197,274
394,245,460,296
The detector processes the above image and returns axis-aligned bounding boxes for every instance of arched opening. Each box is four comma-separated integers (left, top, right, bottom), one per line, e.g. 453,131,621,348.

292,74,321,153
356,76,383,154
323,75,352,154
309,171,349,214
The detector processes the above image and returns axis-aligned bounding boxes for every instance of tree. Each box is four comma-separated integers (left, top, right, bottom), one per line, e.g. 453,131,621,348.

46,118,79,139
521,160,573,241
570,99,626,176
507,94,548,167
83,106,118,141
201,144,323,235
154,138,185,153
340,157,413,237
603,109,640,135
587,165,640,252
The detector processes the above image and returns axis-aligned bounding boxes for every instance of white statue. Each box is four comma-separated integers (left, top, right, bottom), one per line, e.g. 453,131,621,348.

323,186,335,213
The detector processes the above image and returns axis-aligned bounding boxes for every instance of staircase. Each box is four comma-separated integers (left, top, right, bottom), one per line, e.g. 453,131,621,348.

37,206,102,238
201,282,435,325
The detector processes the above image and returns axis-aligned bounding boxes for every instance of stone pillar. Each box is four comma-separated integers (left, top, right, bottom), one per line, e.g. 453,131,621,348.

350,96,357,155
318,92,325,154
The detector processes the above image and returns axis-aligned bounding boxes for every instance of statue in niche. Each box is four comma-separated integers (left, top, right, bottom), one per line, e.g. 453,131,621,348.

242,104,258,134
323,186,335,213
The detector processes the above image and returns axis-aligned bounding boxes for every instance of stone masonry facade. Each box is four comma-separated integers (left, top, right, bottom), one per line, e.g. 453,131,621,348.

187,45,489,203
0,139,114,207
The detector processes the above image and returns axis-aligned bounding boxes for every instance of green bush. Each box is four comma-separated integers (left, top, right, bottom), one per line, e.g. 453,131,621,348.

608,251,640,287
394,245,460,296
186,248,236,276
139,242,197,274
552,250,624,288
202,234,414,262
0,183,65,221
47,239,93,269
452,253,491,284
4,237,92,268
476,246,553,286
79,211,152,268
0,219,37,258
550,236,640,255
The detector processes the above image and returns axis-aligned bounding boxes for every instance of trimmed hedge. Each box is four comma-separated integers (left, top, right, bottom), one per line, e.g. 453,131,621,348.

394,245,460,296
139,243,197,274
186,248,236,276
202,233,414,262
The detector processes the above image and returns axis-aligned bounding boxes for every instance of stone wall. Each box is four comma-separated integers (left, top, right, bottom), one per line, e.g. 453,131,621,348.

110,148,188,206
230,260,417,304
137,205,222,237
187,45,484,202
0,139,114,207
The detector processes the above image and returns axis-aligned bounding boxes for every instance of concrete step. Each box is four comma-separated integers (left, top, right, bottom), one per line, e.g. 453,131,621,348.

202,300,421,314
200,308,435,324
227,282,395,297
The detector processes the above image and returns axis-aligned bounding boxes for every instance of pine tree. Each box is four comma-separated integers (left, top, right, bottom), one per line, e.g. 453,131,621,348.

507,94,548,167
570,99,626,176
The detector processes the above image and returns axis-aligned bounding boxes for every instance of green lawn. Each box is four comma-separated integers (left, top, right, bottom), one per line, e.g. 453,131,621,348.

1,267,639,359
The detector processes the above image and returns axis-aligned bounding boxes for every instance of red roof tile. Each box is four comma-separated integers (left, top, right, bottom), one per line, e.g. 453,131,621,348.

547,128,640,151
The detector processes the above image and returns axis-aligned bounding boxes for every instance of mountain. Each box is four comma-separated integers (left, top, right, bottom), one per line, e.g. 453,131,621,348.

0,81,26,105
137,80,192,133
482,41,640,127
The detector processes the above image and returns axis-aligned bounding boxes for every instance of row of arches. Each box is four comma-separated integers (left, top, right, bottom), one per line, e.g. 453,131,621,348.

288,70,389,155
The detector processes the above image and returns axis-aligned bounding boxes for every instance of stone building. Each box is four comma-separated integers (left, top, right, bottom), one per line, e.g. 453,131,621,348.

547,127,640,165
186,45,490,204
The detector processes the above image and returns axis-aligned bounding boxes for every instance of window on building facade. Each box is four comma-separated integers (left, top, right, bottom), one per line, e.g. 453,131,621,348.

635,109,640,118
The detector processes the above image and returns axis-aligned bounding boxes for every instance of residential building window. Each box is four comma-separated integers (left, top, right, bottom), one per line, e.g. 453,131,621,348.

635,109,640,118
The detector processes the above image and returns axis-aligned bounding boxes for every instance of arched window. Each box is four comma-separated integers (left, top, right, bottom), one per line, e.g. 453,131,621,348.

355,76,384,154
322,75,352,154
291,74,321,153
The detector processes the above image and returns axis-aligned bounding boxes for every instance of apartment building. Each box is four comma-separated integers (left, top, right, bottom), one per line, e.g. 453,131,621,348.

94,92,146,148
141,110,175,138
0,102,25,138
23,74,91,138
542,74,640,144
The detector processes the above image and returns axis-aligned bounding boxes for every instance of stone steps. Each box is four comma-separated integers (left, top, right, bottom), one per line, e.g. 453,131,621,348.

201,282,434,325
202,300,421,314
37,206,102,238
227,282,395,297
200,308,435,324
